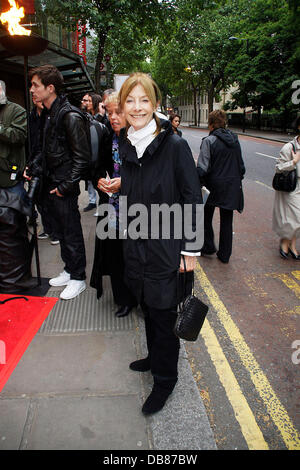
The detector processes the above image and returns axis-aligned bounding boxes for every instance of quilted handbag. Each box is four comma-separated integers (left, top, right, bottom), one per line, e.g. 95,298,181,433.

272,143,297,192
174,258,209,341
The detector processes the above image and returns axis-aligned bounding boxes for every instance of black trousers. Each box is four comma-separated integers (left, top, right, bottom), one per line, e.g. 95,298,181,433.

110,274,137,307
203,204,233,262
43,191,86,280
141,301,180,391
37,201,54,236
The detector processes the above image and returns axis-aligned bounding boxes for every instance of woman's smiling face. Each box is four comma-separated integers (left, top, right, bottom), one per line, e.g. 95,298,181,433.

123,84,156,131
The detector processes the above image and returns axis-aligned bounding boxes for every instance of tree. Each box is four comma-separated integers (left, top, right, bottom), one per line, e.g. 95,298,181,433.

148,0,243,123
42,0,174,92
224,0,299,125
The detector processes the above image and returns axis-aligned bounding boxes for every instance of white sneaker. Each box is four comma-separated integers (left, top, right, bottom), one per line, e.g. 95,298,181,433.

49,270,71,287
60,280,86,300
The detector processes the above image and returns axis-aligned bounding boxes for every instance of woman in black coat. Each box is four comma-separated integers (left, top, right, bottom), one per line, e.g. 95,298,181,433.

197,110,245,263
118,73,202,415
90,92,137,317
169,113,182,137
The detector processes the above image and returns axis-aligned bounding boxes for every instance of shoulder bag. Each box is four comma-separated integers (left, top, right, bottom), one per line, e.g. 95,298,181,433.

272,142,297,192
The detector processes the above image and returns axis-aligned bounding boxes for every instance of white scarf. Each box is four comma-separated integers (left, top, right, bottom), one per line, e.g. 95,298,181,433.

127,118,157,159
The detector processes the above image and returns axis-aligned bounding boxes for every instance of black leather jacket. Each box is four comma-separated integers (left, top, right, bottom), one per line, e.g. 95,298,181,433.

32,95,90,196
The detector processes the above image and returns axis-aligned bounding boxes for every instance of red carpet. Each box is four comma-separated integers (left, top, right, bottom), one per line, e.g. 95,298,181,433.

0,294,58,393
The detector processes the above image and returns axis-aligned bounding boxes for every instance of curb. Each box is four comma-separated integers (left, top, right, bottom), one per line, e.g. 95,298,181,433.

181,125,290,144
136,313,217,450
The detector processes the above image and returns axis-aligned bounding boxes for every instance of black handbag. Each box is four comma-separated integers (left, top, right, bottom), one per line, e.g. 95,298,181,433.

174,257,209,342
272,143,297,192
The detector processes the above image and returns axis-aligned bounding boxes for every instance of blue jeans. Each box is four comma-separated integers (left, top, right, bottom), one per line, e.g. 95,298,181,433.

87,180,97,204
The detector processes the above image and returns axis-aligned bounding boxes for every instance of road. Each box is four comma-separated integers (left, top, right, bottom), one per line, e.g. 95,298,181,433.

181,126,300,450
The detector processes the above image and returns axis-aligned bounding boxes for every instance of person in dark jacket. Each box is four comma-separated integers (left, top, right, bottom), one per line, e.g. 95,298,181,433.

90,92,137,317
27,64,90,300
197,109,245,263
80,93,98,213
29,96,58,243
0,80,35,292
118,73,203,415
0,80,27,199
169,113,182,137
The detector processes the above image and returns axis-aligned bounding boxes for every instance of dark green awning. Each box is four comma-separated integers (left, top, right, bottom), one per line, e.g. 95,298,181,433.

0,26,95,100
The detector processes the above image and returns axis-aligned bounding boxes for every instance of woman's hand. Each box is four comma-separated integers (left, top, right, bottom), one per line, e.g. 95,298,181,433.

292,149,300,166
179,255,196,272
97,177,110,192
108,177,121,193
50,187,63,197
97,177,121,194
23,167,31,181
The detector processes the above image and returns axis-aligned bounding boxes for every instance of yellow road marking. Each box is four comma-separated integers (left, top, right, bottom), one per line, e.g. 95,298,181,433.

196,262,300,450
285,306,300,315
201,319,269,450
244,275,268,298
266,273,300,300
292,270,300,281
255,180,273,190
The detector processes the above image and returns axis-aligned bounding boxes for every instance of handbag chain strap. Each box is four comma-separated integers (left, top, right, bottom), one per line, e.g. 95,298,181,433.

177,255,195,310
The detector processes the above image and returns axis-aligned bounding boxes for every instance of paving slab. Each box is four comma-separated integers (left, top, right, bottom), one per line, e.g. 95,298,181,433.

0,398,30,450
23,395,149,450
1,331,141,396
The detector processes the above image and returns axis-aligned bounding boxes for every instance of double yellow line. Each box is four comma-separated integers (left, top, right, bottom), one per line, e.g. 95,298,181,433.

195,262,300,450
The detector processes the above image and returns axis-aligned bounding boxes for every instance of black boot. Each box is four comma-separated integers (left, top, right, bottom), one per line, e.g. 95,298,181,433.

129,357,151,372
115,305,133,317
142,384,173,415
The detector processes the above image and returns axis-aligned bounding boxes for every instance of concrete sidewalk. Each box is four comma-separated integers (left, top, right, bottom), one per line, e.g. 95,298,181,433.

0,186,216,451
180,122,292,143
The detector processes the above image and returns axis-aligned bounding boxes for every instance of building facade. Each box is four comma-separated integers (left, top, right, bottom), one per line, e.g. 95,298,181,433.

175,86,246,126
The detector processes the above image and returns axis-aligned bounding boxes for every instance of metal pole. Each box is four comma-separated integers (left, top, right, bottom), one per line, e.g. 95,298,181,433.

24,55,41,286
23,55,31,155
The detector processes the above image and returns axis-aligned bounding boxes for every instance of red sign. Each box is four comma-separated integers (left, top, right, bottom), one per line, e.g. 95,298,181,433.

19,0,35,14
76,21,87,64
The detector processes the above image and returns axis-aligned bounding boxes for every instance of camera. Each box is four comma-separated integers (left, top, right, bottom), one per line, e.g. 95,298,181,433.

27,176,40,201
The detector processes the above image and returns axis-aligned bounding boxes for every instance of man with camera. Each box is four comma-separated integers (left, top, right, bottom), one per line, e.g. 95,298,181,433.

26,65,90,300
0,80,35,292
0,80,27,197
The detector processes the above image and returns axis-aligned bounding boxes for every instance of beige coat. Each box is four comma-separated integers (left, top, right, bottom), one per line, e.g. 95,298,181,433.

272,136,300,240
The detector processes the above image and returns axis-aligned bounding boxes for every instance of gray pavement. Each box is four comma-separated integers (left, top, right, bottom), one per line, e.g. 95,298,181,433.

0,185,216,451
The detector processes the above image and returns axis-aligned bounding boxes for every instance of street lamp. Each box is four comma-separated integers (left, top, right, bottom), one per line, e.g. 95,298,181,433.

229,36,249,132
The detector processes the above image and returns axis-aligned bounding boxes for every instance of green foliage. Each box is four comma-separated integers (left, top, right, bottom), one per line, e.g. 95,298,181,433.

42,0,174,91
225,0,299,113
41,0,299,115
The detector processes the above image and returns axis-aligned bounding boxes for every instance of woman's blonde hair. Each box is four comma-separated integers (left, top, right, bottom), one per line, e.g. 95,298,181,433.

118,72,162,134
104,91,119,106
